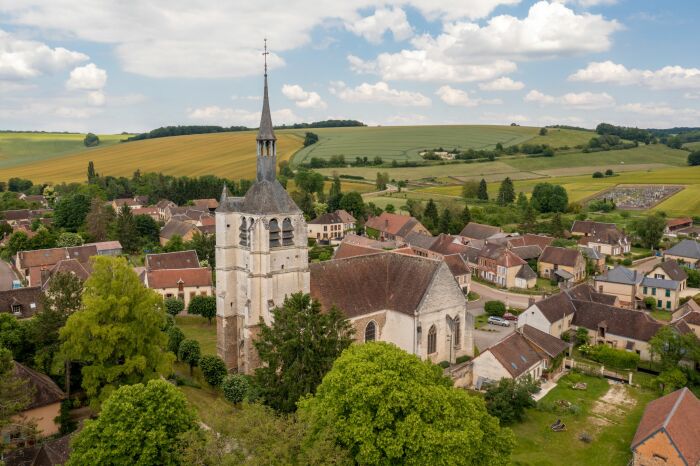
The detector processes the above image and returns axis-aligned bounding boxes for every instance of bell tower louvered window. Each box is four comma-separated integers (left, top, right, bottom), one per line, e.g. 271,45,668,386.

239,218,248,246
282,218,294,246
269,219,280,247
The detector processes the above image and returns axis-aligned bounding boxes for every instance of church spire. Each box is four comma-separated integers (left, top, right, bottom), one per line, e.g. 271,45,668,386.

256,38,277,182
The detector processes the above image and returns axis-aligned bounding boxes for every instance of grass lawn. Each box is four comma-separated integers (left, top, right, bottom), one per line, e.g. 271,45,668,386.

175,315,217,356
511,373,657,466
475,314,489,329
648,310,672,321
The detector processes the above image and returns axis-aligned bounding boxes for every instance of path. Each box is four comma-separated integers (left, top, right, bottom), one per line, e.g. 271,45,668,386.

0,260,18,291
470,281,545,310
360,184,398,198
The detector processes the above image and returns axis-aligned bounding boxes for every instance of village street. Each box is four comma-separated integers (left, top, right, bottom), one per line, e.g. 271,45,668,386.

0,259,18,291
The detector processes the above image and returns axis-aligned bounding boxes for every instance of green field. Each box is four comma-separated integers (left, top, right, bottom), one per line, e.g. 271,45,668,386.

175,315,217,356
291,125,540,166
526,127,596,148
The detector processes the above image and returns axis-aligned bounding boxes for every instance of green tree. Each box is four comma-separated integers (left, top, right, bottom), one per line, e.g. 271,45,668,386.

423,199,439,230
199,355,228,387
461,180,480,199
178,339,201,376
164,234,186,252
484,300,506,317
530,183,568,213
188,295,216,324
539,127,547,136
298,342,514,466
477,178,489,201
7,231,30,257
633,213,666,249
87,160,97,182
67,379,197,466
484,377,539,425
59,256,173,408
549,212,565,237
687,151,700,166
375,172,389,190
56,232,84,247
115,204,140,253
135,214,160,245
85,198,115,242
54,193,91,231
222,374,251,404
460,203,471,226
164,298,185,316
186,231,216,267
649,326,700,371
0,314,32,363
83,132,100,147
575,327,590,346
294,169,325,196
167,326,185,358
327,174,343,212
338,191,365,220
516,192,529,210
254,292,354,413
497,177,516,206
0,346,30,457
30,227,57,250
438,208,453,234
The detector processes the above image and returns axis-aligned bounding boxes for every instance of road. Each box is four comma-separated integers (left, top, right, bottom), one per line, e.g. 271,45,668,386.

472,323,514,351
0,260,18,291
469,281,545,310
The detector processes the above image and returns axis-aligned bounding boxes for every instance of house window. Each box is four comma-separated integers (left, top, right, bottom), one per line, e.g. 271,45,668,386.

598,327,605,338
364,321,376,342
657,300,662,308
643,286,648,294
427,325,437,354
11,304,21,315
652,287,656,296
178,282,184,292
666,301,671,309
453,316,461,349
665,289,671,297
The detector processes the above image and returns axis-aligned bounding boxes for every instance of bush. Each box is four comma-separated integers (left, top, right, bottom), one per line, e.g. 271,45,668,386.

455,355,471,364
222,373,251,404
621,258,632,266
605,169,614,176
164,298,184,316
438,360,450,369
484,300,506,317
188,295,216,324
575,328,590,346
579,344,639,370
178,339,201,375
592,171,604,178
167,326,185,357
199,355,228,387
83,132,100,147
643,296,657,310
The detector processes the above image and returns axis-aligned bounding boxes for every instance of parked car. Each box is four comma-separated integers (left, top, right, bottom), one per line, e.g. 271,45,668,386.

503,312,518,321
487,316,510,327
11,280,21,289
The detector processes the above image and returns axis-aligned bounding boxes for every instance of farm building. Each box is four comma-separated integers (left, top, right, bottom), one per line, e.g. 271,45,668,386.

664,239,700,268
538,246,586,283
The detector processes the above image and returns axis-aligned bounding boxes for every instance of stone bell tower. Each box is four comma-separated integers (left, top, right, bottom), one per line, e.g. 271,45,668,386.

215,41,310,373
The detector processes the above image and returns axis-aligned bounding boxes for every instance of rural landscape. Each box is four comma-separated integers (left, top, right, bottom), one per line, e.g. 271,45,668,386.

1,1,700,466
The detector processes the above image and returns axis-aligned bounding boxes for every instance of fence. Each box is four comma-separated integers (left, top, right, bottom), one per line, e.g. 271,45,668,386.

564,358,633,384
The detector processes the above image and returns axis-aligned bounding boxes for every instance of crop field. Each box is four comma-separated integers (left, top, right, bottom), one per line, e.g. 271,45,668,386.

290,125,539,166
0,131,304,184
525,127,596,148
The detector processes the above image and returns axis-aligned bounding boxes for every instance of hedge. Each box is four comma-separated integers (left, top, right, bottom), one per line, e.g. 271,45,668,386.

579,344,639,370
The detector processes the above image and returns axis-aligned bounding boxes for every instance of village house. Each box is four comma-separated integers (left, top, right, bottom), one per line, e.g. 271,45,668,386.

39,259,91,291
458,222,503,248
159,220,197,245
89,240,123,256
580,246,606,273
630,387,700,466
538,246,586,283
595,262,687,311
0,287,43,318
571,220,630,256
310,252,473,364
144,250,212,308
364,212,429,242
307,210,356,241
665,217,693,236
405,233,469,260
664,239,700,268
15,244,97,287
471,325,568,389
190,198,219,212
2,432,72,466
332,234,397,259
162,205,211,224
111,196,147,211
1,209,50,227
18,193,48,207
155,199,177,220
675,300,700,338
594,265,644,308
131,206,160,221
477,243,536,289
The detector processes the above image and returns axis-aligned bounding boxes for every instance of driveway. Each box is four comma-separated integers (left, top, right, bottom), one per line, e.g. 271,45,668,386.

472,322,514,352
0,260,18,291
470,281,544,310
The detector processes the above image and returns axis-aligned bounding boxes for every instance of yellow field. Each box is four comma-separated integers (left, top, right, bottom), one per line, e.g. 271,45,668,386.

0,131,304,184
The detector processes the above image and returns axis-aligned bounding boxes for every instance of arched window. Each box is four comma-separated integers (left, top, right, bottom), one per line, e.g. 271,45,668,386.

239,218,248,246
282,218,294,246
364,321,376,342
453,316,461,349
269,219,280,247
427,325,437,354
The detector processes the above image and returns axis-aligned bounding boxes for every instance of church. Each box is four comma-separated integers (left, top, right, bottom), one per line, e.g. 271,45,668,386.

215,55,472,374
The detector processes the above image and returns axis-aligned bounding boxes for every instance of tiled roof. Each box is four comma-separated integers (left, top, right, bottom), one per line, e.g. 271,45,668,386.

156,199,176,209
507,234,554,250
341,233,396,250
641,276,679,290
160,219,196,240
443,254,471,277
113,198,141,207
429,234,470,256
486,332,544,378
17,245,97,269
571,302,662,342
533,290,578,324
310,253,442,318
539,246,582,268
631,388,700,466
0,287,43,317
88,240,122,252
146,250,200,271
571,220,618,235
595,265,643,285
132,207,158,216
13,362,65,409
191,198,219,209
459,222,502,240
41,259,91,290
479,243,526,268
666,217,692,228
656,260,688,282
516,263,537,280
146,267,212,289
511,245,542,260
3,209,30,221
333,243,382,260
405,232,438,250
308,209,356,225
665,239,700,260
365,212,424,238
521,324,568,358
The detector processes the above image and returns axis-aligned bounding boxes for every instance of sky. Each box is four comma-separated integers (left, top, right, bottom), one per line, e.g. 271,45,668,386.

1,0,699,133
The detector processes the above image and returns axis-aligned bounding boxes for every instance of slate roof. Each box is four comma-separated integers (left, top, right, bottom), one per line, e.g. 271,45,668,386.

554,269,574,280
486,332,544,378
571,220,618,236
146,250,200,271
579,246,604,260
539,246,582,267
521,324,569,358
405,232,438,250
631,388,700,466
516,263,537,280
257,74,276,141
665,239,700,260
641,277,680,290
13,362,65,409
309,209,356,225
595,265,643,285
160,219,196,240
0,287,43,317
459,222,502,240
461,246,482,264
146,267,212,289
511,245,542,260
310,253,442,318
365,213,425,238
655,260,688,282
218,180,301,215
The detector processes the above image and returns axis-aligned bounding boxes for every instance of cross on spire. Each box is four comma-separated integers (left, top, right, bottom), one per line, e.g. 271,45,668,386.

262,38,269,76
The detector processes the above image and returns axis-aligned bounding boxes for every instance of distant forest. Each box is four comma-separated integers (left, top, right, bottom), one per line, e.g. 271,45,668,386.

124,120,365,142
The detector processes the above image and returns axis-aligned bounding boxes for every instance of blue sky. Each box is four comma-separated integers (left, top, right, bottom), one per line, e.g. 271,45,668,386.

1,0,699,133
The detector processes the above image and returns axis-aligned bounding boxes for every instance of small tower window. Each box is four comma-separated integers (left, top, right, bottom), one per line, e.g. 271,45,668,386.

364,321,376,342
239,218,248,246
269,219,281,247
453,316,461,349
282,218,294,246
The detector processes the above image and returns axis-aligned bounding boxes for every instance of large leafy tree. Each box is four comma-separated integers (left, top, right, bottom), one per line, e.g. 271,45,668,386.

298,342,514,465
114,205,140,253
484,377,540,425
254,292,354,413
54,193,91,231
338,191,365,220
85,198,115,242
633,213,666,249
649,326,700,370
186,231,215,267
59,256,174,408
497,177,516,205
67,379,197,466
135,214,160,245
188,295,216,324
530,183,568,213
0,314,33,363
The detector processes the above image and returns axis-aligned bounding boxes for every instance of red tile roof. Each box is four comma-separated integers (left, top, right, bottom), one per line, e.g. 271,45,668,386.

146,250,200,271
333,243,383,260
146,267,212,289
365,212,425,238
486,332,544,378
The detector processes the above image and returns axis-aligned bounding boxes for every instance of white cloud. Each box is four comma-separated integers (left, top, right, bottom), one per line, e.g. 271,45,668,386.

478,77,525,91
0,0,520,79
281,84,326,109
559,0,617,7
66,63,107,90
188,105,300,126
87,91,105,106
525,89,615,109
0,28,87,79
569,61,700,90
330,81,431,106
618,102,700,118
345,7,412,43
351,1,619,83
479,112,530,124
436,85,501,107
386,113,428,125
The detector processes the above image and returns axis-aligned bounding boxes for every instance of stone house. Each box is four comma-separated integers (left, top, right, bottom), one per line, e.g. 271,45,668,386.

159,219,197,245
307,209,356,241
571,220,630,256
675,300,700,338
471,325,568,389
594,265,644,308
538,246,586,283
191,198,219,212
364,212,429,242
580,246,606,273
15,245,97,287
477,243,536,289
0,287,43,318
640,277,683,312
631,387,700,466
156,199,177,220
310,252,473,364
131,207,160,221
144,267,213,308
595,263,687,311
111,197,145,211
664,239,700,268
89,240,123,256
458,222,503,248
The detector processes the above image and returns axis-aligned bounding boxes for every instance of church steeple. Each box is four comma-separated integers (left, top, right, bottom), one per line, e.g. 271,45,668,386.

256,39,277,182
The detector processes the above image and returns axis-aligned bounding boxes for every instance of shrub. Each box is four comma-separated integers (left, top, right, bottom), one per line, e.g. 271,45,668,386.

605,169,614,176
643,296,657,310
561,332,571,343
222,373,251,404
621,258,633,266
575,328,590,346
456,355,471,364
592,171,604,178
484,300,506,317
178,339,201,375
438,360,450,369
199,355,228,387
164,298,184,316
83,132,100,147
579,344,639,370
167,326,185,357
